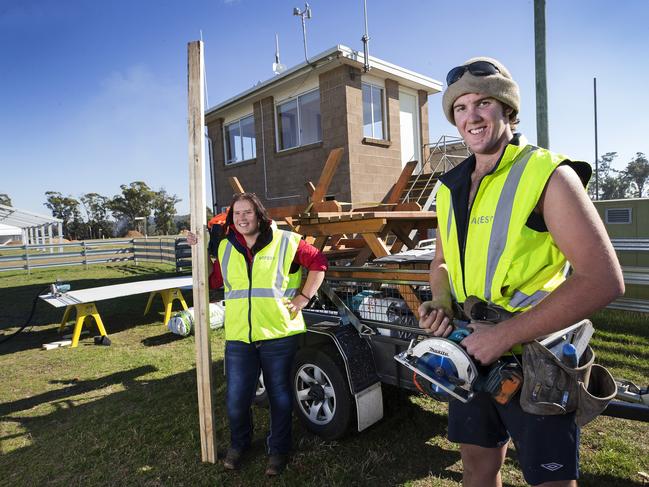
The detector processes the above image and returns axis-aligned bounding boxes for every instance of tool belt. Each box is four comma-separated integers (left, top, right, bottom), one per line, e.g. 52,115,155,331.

461,296,516,323
461,296,616,424
520,337,616,426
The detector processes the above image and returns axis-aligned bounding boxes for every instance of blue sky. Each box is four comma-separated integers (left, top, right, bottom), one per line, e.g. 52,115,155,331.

1,0,647,216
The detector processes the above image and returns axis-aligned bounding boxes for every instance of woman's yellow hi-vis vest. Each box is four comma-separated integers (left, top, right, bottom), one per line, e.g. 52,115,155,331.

437,140,582,313
218,229,305,343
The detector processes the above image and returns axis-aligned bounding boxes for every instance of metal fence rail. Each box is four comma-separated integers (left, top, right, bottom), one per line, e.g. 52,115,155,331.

609,238,649,312
0,237,187,273
607,298,649,313
611,238,649,252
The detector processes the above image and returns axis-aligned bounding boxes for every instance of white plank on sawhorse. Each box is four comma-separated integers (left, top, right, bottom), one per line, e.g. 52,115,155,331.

40,276,192,307
39,276,192,348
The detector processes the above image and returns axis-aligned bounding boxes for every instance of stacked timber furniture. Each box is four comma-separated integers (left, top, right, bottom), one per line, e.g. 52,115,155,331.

227,148,439,315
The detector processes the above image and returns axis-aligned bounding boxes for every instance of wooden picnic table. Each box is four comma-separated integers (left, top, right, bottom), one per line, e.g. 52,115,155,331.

294,211,437,315
293,210,437,259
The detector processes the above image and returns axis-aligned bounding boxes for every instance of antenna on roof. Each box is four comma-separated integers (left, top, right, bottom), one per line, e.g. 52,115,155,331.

293,2,314,66
361,0,371,72
272,34,287,75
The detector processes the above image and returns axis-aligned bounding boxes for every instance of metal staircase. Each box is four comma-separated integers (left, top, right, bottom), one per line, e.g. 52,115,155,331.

400,135,471,211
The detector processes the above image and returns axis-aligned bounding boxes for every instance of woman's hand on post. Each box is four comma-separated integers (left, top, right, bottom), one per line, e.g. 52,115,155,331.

186,231,198,246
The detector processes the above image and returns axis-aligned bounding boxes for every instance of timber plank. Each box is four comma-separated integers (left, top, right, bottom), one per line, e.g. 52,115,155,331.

361,233,390,258
187,40,217,464
297,218,387,236
228,176,245,194
311,148,344,203
326,269,430,282
387,160,418,204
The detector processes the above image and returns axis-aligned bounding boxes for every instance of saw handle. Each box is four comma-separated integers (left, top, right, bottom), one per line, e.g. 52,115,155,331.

448,325,472,343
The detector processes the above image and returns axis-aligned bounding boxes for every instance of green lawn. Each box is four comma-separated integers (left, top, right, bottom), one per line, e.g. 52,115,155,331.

1,264,648,486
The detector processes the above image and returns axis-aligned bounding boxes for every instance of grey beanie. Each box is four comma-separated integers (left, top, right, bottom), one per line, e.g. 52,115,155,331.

442,57,520,125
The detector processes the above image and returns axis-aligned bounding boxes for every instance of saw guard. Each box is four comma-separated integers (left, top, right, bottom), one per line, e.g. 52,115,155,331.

395,338,479,403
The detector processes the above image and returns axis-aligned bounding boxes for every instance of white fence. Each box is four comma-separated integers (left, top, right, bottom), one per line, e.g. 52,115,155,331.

0,237,185,273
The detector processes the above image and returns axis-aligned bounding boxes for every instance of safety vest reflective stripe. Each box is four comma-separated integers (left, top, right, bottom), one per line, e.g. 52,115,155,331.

221,231,299,299
221,241,234,293
483,146,537,301
218,229,305,343
437,139,581,312
446,198,457,300
224,288,298,300
276,231,292,291
508,288,549,308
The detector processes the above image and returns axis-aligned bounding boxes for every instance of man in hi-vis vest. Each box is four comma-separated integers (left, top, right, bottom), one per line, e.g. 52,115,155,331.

203,192,327,476
418,58,623,487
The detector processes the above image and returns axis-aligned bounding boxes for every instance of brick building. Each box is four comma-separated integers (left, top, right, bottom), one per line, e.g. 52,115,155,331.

205,45,442,213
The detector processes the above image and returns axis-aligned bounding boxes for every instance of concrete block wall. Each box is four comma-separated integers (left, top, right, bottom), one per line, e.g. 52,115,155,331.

348,74,402,205
207,63,431,212
208,65,354,212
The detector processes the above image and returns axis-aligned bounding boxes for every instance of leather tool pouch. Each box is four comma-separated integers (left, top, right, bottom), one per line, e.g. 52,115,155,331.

520,340,617,426
463,296,515,323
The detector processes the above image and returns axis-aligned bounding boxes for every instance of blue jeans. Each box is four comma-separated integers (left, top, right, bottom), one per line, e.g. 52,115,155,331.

225,335,299,455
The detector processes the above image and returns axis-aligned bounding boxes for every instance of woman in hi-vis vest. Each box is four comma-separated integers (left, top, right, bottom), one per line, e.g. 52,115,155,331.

191,192,326,476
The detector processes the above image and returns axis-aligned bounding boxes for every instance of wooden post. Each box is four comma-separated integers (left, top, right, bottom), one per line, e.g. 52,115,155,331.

82,241,88,270
187,40,217,464
24,243,30,274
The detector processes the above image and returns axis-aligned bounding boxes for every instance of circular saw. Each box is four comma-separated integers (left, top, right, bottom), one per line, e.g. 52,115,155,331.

395,335,479,403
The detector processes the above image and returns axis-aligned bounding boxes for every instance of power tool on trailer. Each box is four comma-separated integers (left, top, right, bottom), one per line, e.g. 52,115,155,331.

394,324,523,404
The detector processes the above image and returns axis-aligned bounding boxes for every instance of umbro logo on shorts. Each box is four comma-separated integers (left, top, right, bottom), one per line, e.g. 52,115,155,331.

541,463,564,471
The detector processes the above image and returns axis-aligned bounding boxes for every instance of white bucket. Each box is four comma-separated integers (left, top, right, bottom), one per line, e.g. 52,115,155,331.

167,301,225,336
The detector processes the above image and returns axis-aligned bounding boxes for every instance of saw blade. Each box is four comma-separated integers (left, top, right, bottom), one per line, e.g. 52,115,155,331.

395,350,473,402
418,353,458,399
394,337,479,403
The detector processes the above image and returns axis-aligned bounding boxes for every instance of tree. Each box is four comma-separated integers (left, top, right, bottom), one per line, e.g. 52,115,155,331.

44,191,83,239
0,193,11,206
599,174,629,200
175,215,190,234
623,152,649,198
80,193,114,239
589,152,633,200
108,181,156,231
152,189,181,235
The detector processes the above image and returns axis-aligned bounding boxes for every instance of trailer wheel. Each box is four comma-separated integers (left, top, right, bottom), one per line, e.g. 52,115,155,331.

291,347,354,440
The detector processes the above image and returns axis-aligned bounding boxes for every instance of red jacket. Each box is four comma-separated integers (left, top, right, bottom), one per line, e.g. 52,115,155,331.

209,225,328,289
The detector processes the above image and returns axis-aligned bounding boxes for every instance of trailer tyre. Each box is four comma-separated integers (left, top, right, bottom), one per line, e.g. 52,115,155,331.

292,347,354,441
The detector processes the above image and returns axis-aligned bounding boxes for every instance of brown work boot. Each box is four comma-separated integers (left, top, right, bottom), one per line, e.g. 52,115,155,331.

265,454,288,476
222,448,244,471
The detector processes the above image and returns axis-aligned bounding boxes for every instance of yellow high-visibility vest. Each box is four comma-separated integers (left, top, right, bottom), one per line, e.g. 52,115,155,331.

437,139,589,312
218,229,305,343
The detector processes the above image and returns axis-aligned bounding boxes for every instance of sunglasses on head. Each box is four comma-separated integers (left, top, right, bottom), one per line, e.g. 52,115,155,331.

446,60,501,86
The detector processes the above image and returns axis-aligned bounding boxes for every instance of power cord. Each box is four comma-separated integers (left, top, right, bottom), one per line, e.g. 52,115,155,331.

0,286,50,344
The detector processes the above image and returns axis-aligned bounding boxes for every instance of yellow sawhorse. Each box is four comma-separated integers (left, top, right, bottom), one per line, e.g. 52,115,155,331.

58,303,108,348
143,288,189,325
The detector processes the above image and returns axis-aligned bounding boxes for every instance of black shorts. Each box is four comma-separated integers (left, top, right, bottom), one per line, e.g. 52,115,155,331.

448,391,580,485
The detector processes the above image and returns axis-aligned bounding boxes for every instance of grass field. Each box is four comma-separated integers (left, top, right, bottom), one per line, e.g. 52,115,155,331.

1,264,648,486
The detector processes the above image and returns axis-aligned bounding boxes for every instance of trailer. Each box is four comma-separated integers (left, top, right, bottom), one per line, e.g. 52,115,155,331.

270,261,649,440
